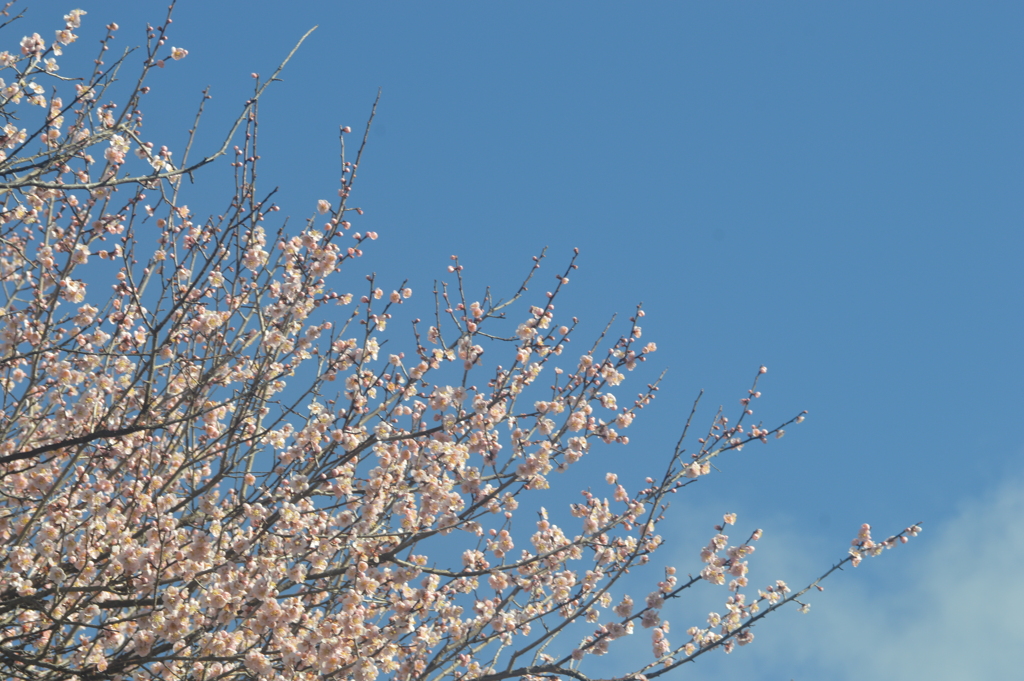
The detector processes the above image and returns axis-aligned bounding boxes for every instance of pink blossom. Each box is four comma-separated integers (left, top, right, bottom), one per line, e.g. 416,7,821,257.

20,33,45,56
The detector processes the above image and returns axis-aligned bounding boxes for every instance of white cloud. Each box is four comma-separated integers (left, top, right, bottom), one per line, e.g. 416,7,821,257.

540,476,1024,680
813,476,1024,679
693,475,1024,680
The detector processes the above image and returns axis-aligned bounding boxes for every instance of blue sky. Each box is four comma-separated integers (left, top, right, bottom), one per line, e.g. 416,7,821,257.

46,1,1024,678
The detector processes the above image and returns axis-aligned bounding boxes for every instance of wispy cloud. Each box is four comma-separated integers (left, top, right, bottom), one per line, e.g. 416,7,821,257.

682,474,1024,680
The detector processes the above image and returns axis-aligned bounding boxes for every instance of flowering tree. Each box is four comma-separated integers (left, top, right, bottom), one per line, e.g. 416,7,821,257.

0,7,921,681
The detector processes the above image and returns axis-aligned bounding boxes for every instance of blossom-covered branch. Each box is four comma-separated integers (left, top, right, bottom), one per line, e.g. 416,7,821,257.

0,6,920,681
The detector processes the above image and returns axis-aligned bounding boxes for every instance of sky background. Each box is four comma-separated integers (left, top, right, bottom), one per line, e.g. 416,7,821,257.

36,1,1024,678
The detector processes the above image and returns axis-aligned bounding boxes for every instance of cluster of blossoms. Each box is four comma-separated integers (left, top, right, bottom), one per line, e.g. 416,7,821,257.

0,7,920,681
849,522,923,567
